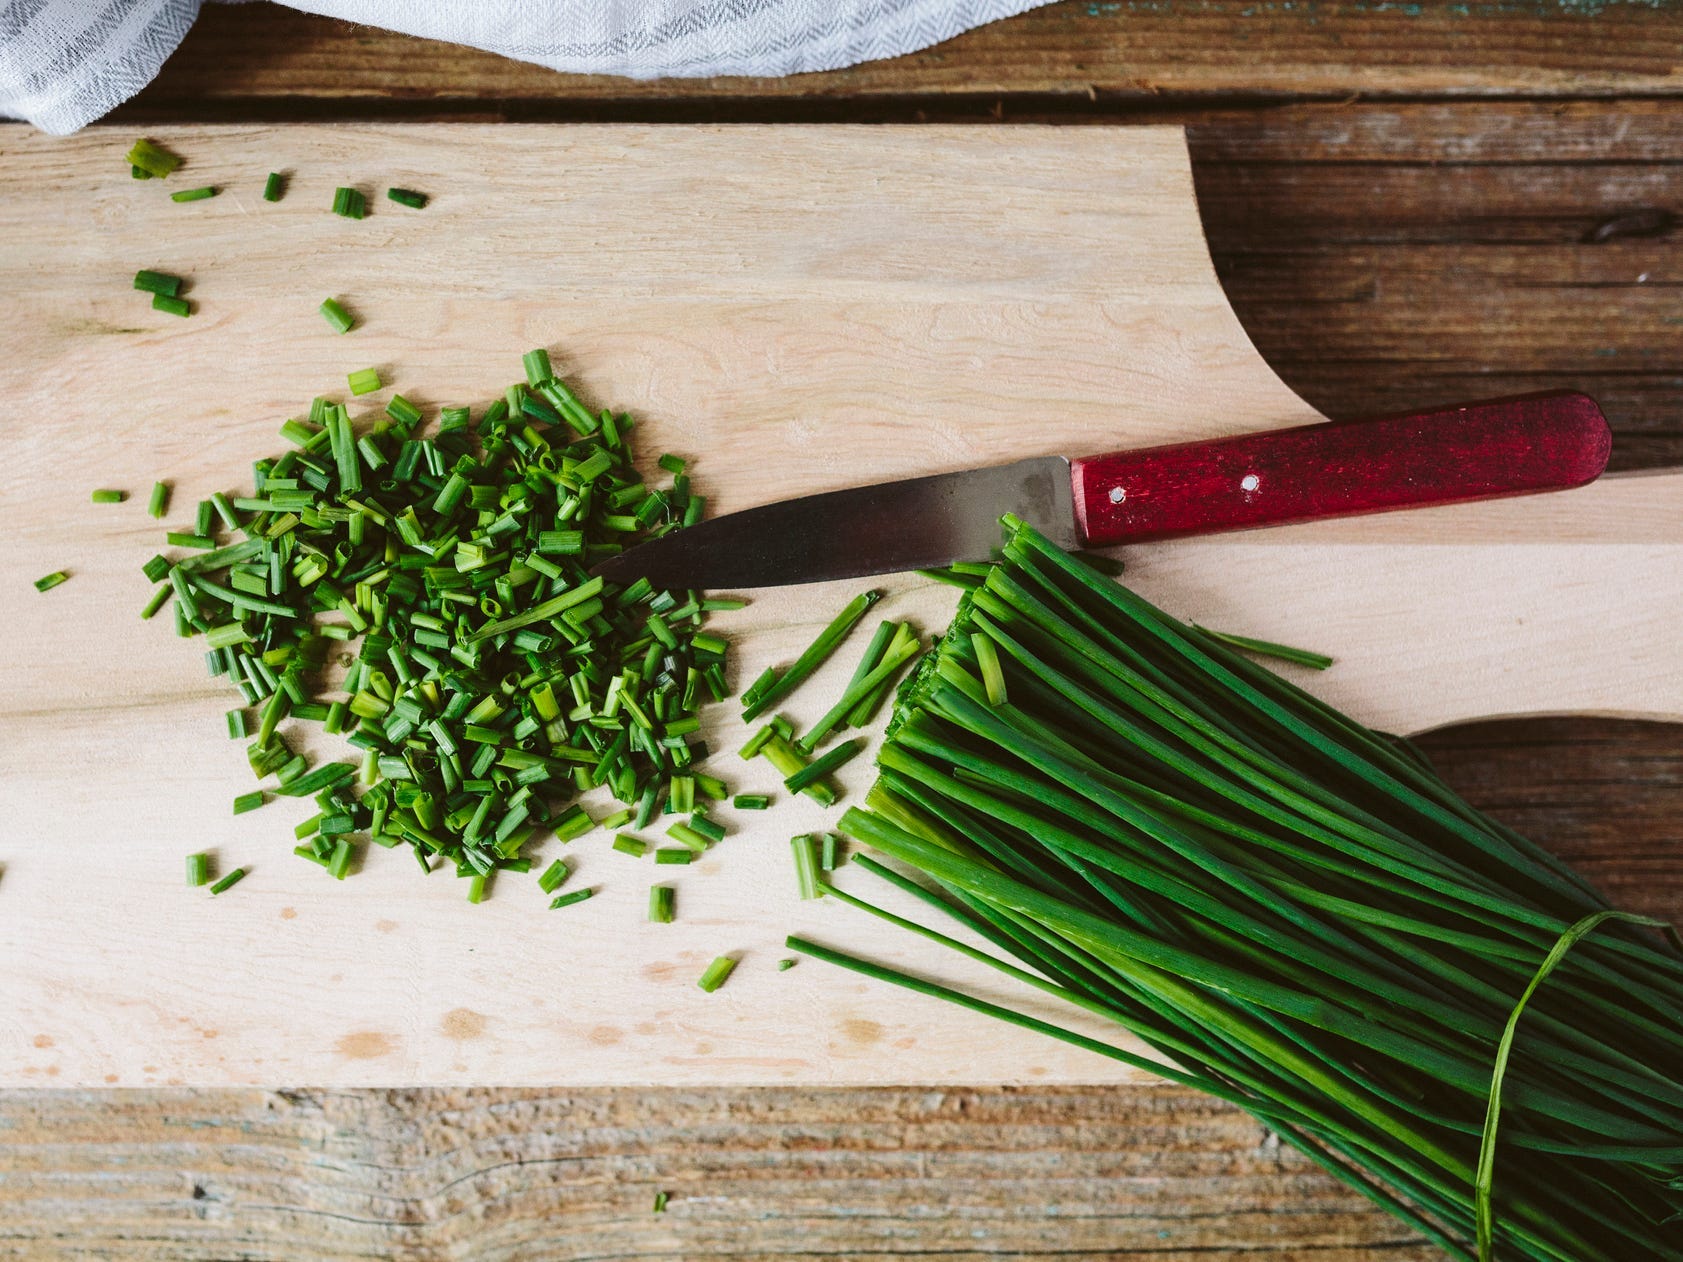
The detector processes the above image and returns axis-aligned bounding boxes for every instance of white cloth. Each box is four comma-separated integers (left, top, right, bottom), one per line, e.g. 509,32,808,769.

3,0,1054,134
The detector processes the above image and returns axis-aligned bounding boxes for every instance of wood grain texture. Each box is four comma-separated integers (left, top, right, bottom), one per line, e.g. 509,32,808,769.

117,2,1683,110
11,123,1674,1091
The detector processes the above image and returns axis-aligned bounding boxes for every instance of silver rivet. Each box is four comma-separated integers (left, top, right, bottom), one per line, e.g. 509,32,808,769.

1108,486,1126,504
1240,473,1260,492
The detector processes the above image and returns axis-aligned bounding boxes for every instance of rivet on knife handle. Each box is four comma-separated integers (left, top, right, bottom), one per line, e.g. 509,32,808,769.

1071,390,1613,547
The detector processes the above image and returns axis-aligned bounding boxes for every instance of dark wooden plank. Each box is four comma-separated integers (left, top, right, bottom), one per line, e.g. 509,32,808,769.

119,1,1683,116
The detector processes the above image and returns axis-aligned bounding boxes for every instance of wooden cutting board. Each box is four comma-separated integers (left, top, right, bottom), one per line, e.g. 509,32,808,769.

0,124,1677,1088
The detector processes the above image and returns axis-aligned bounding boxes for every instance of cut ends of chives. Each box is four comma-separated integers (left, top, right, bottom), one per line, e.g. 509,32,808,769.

652,1191,668,1214
549,887,595,911
262,172,285,202
147,481,170,518
91,489,126,504
170,186,218,203
387,187,428,209
697,956,737,993
347,368,382,395
331,187,368,219
152,293,192,318
320,298,355,334
186,853,211,887
33,571,69,593
649,885,675,923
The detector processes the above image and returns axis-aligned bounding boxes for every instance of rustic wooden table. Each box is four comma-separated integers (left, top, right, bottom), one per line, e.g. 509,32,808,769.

3,4,1679,1257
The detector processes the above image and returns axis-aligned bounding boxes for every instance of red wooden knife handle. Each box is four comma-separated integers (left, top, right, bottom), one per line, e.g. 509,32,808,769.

1071,390,1611,547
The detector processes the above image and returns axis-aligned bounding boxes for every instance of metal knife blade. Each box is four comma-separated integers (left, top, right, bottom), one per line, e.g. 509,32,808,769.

592,456,1076,590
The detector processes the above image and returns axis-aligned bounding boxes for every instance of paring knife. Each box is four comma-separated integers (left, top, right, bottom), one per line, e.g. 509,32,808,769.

593,391,1612,590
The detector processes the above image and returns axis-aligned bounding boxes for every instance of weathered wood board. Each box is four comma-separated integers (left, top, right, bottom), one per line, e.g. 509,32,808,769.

0,124,1677,1087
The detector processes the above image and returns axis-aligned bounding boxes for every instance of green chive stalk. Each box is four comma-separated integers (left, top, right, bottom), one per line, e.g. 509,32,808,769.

806,515,1683,1262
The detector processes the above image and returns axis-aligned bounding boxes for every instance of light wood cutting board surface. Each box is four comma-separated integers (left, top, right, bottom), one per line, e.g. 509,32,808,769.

0,123,1677,1087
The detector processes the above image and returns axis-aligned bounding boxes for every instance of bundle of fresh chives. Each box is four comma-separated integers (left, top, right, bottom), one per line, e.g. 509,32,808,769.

801,515,1683,1262
147,352,733,895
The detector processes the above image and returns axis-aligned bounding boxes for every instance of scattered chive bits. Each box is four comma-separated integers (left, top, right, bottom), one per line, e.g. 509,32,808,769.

346,367,381,395
170,186,217,203
91,489,126,504
126,138,182,179
146,351,731,897
613,834,648,858
147,481,171,519
733,793,770,810
697,955,737,993
208,867,246,895
387,188,428,209
33,571,69,593
550,888,595,911
331,187,368,219
232,791,266,815
134,270,183,297
777,958,796,972
262,172,285,202
790,834,823,900
152,294,192,318
652,1191,668,1214
186,853,211,887
320,298,355,334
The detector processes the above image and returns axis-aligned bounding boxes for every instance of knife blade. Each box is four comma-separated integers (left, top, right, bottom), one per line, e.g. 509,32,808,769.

593,391,1611,590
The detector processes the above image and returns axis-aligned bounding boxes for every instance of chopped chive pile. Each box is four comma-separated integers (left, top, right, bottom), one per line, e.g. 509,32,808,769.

696,955,737,992
387,188,428,209
147,352,731,895
170,186,218,203
331,187,367,220
263,172,285,202
126,138,182,179
320,298,355,335
33,571,69,593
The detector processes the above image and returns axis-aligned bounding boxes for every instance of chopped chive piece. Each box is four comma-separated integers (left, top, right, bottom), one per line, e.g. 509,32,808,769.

166,532,215,550
741,590,881,721
649,885,675,923
658,453,686,475
549,887,594,911
664,823,712,853
654,848,693,865
537,859,570,894
387,187,429,209
186,853,210,887
262,172,285,202
686,814,726,843
552,805,594,842
141,554,172,582
208,867,247,895
226,709,249,739
756,736,835,808
797,634,922,755
777,958,796,972
613,834,648,858
598,808,633,830
697,955,737,993
821,833,843,871
170,186,217,203
702,597,747,612
232,791,267,815
1194,625,1335,671
133,269,182,297
126,138,181,179
732,793,771,811
152,293,191,317
33,571,68,593
467,872,488,903
327,839,354,881
140,585,170,619
347,368,382,395
90,489,126,504
147,481,170,519
653,1191,669,1213
331,187,367,219
523,348,553,385
319,298,355,334
791,835,823,900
